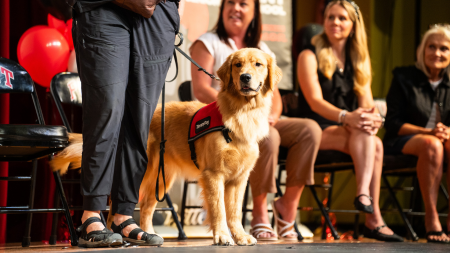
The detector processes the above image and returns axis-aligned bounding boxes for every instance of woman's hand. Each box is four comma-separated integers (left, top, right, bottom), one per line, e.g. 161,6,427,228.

268,114,279,126
431,122,450,142
344,107,383,135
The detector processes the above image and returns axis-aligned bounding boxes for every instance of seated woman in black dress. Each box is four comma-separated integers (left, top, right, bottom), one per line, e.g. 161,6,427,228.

296,0,403,242
384,24,450,243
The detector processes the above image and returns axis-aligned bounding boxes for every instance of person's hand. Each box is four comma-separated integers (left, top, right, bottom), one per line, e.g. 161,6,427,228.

431,122,450,142
344,107,381,135
268,114,278,126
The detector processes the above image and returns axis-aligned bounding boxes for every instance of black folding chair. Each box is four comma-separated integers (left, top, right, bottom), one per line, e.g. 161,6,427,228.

0,58,75,247
50,72,187,241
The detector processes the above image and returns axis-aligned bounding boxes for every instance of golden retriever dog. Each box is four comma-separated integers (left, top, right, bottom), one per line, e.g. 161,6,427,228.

50,48,282,246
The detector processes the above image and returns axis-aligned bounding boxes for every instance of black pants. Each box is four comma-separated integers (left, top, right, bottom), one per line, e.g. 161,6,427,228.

73,1,179,216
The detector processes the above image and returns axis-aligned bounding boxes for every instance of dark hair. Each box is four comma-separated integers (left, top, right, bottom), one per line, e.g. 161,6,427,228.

213,0,262,49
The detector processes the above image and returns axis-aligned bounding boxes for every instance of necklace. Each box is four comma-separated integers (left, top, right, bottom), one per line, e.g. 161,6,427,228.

335,60,344,73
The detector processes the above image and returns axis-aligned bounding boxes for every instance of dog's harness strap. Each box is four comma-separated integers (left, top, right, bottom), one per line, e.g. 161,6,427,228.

222,128,232,143
188,142,199,169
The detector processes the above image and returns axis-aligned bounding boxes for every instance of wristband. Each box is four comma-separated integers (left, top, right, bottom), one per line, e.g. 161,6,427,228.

338,110,348,125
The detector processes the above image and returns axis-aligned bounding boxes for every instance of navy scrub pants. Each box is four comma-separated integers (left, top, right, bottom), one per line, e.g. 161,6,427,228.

72,1,179,216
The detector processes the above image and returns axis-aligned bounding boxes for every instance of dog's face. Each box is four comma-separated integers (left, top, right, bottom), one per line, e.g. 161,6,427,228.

217,48,282,96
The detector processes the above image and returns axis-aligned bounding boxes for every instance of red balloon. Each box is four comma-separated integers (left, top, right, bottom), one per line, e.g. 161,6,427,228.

64,19,74,51
17,26,70,88
47,14,66,34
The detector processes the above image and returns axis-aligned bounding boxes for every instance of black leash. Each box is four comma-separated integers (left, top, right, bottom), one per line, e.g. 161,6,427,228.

155,31,219,202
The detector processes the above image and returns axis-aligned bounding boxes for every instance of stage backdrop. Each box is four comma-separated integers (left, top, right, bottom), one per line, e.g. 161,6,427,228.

163,0,293,103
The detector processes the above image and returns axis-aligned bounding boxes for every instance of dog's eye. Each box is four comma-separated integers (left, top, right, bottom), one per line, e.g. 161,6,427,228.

235,63,242,67
255,62,262,67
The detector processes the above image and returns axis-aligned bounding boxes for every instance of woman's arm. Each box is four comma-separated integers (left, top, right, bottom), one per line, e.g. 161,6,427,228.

297,50,342,122
190,41,218,104
269,85,282,126
384,70,430,136
398,123,432,135
297,50,367,129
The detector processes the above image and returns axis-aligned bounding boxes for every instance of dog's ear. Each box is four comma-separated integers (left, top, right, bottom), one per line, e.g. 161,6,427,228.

217,54,233,89
265,54,282,91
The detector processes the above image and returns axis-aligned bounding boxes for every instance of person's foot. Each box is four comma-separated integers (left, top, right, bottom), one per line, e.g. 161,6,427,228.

78,211,123,248
425,216,449,242
365,222,394,235
251,211,276,239
426,231,450,243
274,198,297,239
356,194,372,206
114,214,144,240
82,211,106,233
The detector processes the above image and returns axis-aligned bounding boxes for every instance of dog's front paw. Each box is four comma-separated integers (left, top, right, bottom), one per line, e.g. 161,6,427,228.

213,234,235,246
233,233,257,246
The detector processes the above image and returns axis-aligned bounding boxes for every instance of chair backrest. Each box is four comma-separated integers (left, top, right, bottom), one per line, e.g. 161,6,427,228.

0,57,45,125
178,80,193,102
0,57,34,94
50,72,82,133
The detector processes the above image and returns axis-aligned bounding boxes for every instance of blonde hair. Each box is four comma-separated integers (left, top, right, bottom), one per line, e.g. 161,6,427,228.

416,24,450,79
311,0,371,96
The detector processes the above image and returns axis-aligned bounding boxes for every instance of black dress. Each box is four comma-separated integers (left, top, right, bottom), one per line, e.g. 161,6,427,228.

297,47,358,130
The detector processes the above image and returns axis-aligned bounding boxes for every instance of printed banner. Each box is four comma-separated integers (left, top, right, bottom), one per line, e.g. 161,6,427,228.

163,0,293,103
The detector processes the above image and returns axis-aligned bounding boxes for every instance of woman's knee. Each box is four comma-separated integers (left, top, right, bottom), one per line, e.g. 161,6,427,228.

421,136,444,162
259,127,281,155
297,119,322,145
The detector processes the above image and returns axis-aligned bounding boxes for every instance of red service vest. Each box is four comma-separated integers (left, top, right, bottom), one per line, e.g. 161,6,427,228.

188,101,231,168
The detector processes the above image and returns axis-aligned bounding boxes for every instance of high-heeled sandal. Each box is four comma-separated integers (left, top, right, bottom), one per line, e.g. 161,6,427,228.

354,194,374,214
271,198,298,241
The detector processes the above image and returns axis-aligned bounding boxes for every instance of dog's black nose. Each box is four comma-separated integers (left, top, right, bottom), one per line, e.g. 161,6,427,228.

240,73,251,83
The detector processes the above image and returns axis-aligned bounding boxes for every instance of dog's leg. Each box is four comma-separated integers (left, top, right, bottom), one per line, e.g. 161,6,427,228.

225,176,257,246
199,171,235,246
140,163,177,234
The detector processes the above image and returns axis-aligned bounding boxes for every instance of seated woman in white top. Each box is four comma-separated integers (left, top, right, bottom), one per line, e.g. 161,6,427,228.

189,0,322,241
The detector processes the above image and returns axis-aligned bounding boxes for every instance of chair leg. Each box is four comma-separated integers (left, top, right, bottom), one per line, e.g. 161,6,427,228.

180,181,189,228
440,182,449,201
353,214,360,239
49,190,59,245
53,171,79,246
382,175,419,241
242,181,250,227
309,185,339,240
275,179,304,241
22,159,38,247
165,194,187,240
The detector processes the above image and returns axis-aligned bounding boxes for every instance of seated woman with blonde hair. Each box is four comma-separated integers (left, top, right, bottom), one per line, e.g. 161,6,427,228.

296,0,403,242
190,0,322,241
384,24,450,244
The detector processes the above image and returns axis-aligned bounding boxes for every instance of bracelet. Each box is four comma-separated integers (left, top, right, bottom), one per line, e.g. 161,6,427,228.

338,110,348,125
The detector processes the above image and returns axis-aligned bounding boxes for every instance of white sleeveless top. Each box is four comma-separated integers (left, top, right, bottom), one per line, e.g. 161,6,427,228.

192,32,275,99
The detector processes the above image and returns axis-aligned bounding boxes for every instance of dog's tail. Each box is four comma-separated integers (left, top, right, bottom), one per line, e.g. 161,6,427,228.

49,133,83,175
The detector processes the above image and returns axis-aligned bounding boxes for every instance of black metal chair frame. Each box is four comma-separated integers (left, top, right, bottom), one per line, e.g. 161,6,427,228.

382,158,449,241
0,58,76,247
49,72,187,242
